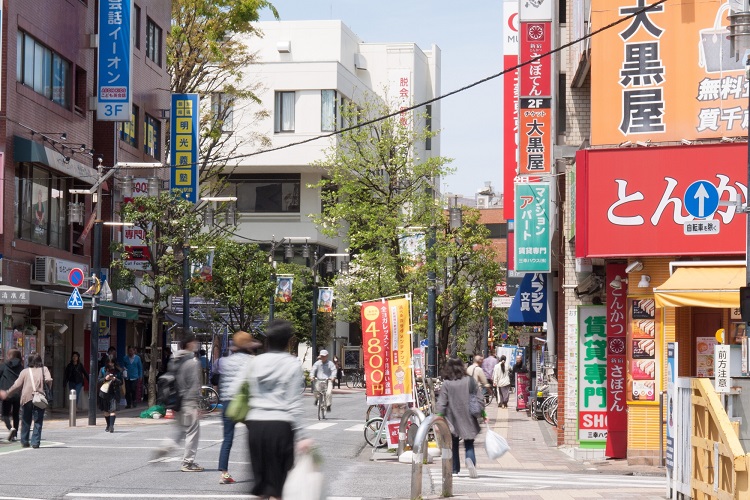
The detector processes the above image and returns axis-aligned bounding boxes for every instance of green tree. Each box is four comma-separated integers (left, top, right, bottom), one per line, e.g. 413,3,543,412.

111,191,218,406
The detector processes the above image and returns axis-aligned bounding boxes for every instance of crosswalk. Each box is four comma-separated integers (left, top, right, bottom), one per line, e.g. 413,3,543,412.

301,420,365,432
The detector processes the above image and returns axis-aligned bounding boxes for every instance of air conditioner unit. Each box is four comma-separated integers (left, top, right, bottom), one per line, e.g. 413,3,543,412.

574,273,601,298
31,257,57,285
354,53,367,70
476,197,487,209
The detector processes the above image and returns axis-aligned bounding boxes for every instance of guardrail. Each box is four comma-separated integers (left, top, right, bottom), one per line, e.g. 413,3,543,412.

397,408,426,456
410,414,453,499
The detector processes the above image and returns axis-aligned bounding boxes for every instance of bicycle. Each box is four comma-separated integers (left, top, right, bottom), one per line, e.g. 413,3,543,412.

198,385,220,413
345,370,366,389
364,417,388,448
314,380,328,420
483,384,495,407
541,395,558,426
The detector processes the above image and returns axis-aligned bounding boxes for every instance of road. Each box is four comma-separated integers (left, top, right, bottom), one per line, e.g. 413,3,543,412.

0,388,667,499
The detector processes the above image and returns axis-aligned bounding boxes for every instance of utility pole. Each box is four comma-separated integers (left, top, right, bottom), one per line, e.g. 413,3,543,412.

88,159,103,426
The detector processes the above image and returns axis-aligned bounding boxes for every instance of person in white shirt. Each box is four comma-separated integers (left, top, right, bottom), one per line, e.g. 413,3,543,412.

311,350,336,411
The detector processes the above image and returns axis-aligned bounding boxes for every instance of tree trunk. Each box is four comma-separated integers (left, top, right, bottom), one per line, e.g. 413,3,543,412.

147,291,160,407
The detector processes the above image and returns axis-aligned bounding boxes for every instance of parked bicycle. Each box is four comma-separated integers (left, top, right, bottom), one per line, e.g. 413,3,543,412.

198,385,220,413
541,395,558,426
364,417,387,448
345,369,366,389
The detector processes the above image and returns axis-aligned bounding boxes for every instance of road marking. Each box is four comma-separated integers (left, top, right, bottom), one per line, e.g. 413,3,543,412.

144,438,223,442
431,469,665,490
0,497,47,500
66,495,256,499
305,422,337,430
344,424,364,431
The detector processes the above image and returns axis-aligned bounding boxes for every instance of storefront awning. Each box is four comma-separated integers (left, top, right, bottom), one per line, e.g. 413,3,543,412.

99,301,139,320
653,266,745,309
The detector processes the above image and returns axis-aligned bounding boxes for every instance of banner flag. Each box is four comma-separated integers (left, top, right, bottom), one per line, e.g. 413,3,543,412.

318,288,333,313
275,276,293,303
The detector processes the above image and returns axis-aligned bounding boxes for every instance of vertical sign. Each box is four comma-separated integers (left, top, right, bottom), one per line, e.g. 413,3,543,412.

715,344,730,393
578,305,607,443
123,178,151,270
520,0,553,21
605,263,627,458
503,0,519,221
520,23,552,97
97,0,132,121
519,99,552,175
514,182,550,272
389,70,412,129
628,298,658,402
361,298,413,404
170,93,199,203
666,342,678,471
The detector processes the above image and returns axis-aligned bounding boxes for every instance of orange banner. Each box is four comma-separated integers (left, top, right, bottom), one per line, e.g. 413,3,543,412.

591,0,746,145
361,297,413,404
519,100,552,175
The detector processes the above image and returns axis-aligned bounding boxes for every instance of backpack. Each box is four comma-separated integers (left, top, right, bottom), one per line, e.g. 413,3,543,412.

157,355,188,410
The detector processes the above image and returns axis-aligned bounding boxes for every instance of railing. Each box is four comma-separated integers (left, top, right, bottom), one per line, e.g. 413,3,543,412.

410,415,453,499
691,378,749,499
397,408,426,456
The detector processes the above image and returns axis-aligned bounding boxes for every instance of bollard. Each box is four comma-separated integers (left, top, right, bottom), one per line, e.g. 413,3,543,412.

69,389,77,427
410,414,453,499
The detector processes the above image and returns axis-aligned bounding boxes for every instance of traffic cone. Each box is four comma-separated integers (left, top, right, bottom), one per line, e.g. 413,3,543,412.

165,408,174,419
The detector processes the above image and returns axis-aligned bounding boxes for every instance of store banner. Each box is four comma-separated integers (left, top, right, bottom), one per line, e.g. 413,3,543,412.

507,272,547,324
503,0,519,221
520,0,553,21
591,0,746,145
666,342,678,471
518,101,552,175
520,23,551,97
578,305,607,443
123,178,151,271
97,0,132,121
575,144,747,258
275,276,293,303
605,263,627,458
628,298,658,403
170,93,199,203
360,298,413,404
514,182,550,271
317,288,333,313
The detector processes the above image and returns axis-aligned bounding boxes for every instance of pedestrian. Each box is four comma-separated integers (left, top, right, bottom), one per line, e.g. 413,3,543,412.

333,356,343,389
98,352,110,372
98,358,122,432
0,353,53,448
467,355,490,399
153,333,204,472
0,349,23,441
217,331,261,484
481,352,498,383
108,346,119,366
492,355,511,408
436,357,487,478
122,346,143,409
242,319,304,498
64,351,89,411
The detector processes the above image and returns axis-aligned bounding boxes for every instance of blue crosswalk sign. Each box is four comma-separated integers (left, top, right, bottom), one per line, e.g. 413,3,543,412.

67,288,83,309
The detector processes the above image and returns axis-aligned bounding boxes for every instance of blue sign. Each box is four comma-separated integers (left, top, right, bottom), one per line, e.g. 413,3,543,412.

420,339,429,348
170,94,200,203
97,0,132,121
67,288,84,310
507,273,547,325
684,180,719,219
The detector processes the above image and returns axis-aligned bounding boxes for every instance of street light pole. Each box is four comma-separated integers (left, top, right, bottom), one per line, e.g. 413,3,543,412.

426,226,437,378
183,240,190,335
311,250,319,359
88,160,103,426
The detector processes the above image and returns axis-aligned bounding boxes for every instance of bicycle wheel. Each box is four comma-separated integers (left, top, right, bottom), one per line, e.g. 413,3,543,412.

543,397,558,426
366,404,378,421
364,417,387,448
199,386,219,413
317,393,326,420
345,374,354,389
359,374,367,389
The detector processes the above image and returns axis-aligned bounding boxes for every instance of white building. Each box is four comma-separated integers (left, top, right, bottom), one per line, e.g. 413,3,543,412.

222,20,441,361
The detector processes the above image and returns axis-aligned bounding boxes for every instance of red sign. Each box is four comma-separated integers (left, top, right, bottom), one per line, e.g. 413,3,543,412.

579,411,608,433
520,22,551,97
503,1,519,221
576,143,746,257
495,282,508,296
68,268,85,288
519,102,552,175
606,263,628,459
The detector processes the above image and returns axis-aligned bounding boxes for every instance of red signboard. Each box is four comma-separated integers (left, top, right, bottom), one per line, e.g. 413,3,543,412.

520,22,551,97
504,57,519,221
606,263,628,459
518,102,552,175
576,143,747,257
495,282,508,296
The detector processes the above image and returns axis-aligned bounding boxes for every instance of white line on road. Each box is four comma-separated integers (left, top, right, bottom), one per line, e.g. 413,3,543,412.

66,495,256,499
305,422,337,430
0,497,47,500
344,424,364,431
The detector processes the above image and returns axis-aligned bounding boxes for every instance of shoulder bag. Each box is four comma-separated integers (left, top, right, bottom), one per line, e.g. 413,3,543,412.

468,377,483,418
29,368,49,409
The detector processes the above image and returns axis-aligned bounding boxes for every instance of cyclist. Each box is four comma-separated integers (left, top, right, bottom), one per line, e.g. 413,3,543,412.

311,350,336,412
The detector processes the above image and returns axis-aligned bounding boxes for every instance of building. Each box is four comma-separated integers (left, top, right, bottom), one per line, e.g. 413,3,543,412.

225,20,441,361
0,1,170,408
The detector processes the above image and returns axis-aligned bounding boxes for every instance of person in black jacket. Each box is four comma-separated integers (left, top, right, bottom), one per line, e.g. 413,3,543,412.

0,349,23,441
64,351,89,411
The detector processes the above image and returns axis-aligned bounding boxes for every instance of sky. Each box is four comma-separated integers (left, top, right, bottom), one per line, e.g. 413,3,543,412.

259,0,504,198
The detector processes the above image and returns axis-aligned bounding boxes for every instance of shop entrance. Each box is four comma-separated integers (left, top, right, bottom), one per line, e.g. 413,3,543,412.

690,307,723,377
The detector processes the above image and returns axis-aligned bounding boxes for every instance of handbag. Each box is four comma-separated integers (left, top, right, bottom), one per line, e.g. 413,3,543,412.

468,378,483,418
226,381,250,423
282,448,324,500
29,368,49,409
484,422,510,460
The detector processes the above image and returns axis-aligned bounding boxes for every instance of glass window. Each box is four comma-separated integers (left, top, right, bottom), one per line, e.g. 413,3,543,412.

17,31,71,109
321,90,336,132
144,113,160,159
146,18,162,66
134,5,142,50
274,91,295,132
120,105,139,147
16,32,22,82
16,164,69,249
224,174,301,213
211,93,233,133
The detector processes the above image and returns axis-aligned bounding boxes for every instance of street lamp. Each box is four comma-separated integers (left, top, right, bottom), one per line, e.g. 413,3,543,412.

267,237,312,321
310,252,349,359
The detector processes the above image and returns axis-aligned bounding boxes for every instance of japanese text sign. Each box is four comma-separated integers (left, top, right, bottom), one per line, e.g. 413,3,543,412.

361,297,413,405
520,23,551,97
628,298,658,403
520,0,553,21
591,0,748,145
666,342,677,471
576,144,747,257
715,344,730,393
518,101,552,175
605,263,627,458
97,0,132,121
507,272,547,325
122,178,151,271
503,0,519,221
514,182,550,271
170,93,199,203
389,69,412,129
578,305,608,443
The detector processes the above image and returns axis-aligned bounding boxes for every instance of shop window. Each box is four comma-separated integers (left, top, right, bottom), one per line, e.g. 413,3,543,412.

144,113,160,159
16,163,70,250
222,174,300,213
17,31,71,108
120,104,139,148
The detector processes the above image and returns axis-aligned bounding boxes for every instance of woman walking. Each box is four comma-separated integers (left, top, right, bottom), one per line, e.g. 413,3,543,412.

64,351,88,411
98,359,122,433
492,355,511,408
0,349,23,441
436,357,486,478
0,353,52,448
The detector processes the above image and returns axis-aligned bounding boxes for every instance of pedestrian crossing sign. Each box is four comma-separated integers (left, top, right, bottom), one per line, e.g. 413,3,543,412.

67,288,84,309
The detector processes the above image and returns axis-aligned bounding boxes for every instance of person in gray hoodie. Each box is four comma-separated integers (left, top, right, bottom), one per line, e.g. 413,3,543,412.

243,319,304,499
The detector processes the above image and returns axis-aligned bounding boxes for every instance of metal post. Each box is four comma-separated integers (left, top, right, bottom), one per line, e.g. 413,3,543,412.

269,259,276,321
183,242,190,334
481,288,489,358
88,162,103,426
427,227,437,378
311,256,319,359
69,389,77,427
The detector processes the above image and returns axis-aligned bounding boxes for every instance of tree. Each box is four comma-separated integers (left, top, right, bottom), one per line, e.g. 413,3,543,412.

111,191,218,406
168,0,278,193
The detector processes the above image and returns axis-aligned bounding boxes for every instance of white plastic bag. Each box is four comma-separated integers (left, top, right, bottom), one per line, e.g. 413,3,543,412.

283,451,324,500
485,423,510,460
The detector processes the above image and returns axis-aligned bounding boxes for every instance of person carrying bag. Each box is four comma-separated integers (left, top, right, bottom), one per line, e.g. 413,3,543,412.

0,354,52,448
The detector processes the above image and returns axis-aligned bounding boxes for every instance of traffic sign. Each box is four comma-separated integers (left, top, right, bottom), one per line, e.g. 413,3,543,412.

684,180,719,219
492,296,513,308
495,281,508,296
68,268,85,288
67,288,84,309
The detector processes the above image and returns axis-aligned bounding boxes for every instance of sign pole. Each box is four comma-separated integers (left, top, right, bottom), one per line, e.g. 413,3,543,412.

88,161,103,426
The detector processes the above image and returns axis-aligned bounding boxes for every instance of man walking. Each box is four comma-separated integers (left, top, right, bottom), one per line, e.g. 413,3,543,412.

467,355,490,398
122,346,143,409
153,334,204,472
311,349,336,412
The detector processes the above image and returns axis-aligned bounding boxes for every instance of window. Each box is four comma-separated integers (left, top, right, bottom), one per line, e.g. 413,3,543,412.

144,113,160,159
120,105,139,147
557,73,567,135
16,163,69,249
74,66,87,115
425,104,432,151
17,31,71,108
134,5,142,50
146,18,162,66
222,174,301,213
321,90,337,132
211,93,234,133
274,91,295,132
